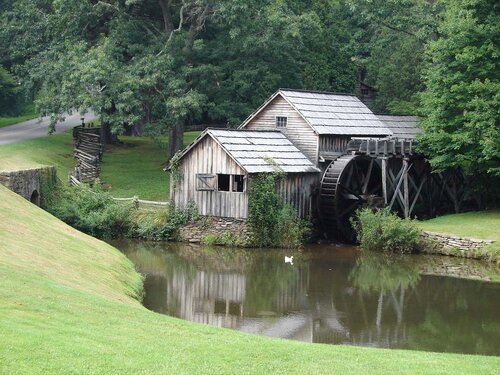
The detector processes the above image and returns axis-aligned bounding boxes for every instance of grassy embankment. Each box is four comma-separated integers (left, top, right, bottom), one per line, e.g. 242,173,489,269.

0,131,200,201
1,184,499,374
0,104,37,128
417,210,500,261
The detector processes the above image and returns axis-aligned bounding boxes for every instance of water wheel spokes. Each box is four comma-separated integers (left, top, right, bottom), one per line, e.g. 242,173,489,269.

320,155,382,242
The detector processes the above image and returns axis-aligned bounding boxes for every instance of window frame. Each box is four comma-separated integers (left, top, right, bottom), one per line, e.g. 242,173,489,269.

216,173,246,193
275,116,288,128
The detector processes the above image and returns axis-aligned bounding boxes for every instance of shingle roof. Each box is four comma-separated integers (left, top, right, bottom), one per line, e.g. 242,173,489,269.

177,128,320,174
279,89,392,135
376,115,421,140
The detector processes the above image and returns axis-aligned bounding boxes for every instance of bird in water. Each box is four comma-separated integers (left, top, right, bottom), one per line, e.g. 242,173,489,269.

284,255,294,265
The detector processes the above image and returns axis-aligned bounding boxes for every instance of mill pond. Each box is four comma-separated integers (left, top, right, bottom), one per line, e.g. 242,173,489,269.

111,240,500,356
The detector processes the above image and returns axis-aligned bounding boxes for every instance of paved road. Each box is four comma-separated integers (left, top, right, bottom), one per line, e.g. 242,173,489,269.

0,111,97,145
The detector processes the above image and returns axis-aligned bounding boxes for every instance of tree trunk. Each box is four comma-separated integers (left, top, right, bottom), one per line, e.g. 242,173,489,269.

100,122,118,145
167,123,184,161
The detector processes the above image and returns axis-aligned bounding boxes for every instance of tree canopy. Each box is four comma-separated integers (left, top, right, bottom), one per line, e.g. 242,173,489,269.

0,0,498,176
419,0,499,177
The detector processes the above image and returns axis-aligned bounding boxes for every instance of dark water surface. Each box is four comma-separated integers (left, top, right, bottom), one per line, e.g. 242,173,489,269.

111,240,500,355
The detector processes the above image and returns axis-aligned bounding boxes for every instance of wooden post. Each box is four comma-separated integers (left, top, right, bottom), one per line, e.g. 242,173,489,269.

382,157,388,205
403,158,409,218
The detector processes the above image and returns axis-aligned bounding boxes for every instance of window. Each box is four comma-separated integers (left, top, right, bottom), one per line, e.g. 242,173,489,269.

232,175,245,192
276,116,287,128
361,88,369,96
196,174,215,191
217,174,246,192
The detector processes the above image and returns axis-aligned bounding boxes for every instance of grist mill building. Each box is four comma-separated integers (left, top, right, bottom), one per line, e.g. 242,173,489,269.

169,89,460,241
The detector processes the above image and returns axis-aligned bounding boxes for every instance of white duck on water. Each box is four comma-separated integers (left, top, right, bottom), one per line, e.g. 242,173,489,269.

284,256,294,265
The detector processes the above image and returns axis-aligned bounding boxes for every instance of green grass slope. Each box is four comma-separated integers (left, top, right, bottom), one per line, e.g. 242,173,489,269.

0,185,499,374
417,210,500,259
417,210,500,242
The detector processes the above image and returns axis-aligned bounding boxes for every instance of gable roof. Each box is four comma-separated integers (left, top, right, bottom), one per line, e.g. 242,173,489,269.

173,128,320,174
240,89,393,136
376,115,421,140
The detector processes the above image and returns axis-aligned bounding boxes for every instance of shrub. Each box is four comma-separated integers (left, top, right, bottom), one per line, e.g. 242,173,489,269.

351,208,423,254
131,201,199,240
248,173,310,248
44,183,132,238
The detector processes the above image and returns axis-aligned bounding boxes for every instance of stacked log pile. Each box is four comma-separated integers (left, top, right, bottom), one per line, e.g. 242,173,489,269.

69,125,103,186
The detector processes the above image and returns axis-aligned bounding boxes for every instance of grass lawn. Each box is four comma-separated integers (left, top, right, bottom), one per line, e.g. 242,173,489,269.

0,185,499,374
417,210,500,260
0,103,37,128
101,133,200,201
0,131,200,200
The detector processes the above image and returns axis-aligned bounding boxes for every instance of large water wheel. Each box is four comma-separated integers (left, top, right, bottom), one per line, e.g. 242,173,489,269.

320,155,383,242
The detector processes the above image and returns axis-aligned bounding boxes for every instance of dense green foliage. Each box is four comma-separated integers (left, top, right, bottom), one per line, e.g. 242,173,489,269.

0,65,20,115
131,202,199,240
419,0,499,178
248,173,309,248
351,208,423,254
0,0,497,186
43,183,133,238
41,178,199,240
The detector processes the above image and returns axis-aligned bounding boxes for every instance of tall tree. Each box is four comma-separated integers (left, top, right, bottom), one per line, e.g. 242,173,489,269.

349,0,442,114
418,0,499,179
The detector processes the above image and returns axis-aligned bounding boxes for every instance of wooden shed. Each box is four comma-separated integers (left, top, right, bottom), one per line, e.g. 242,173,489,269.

169,128,320,219
239,89,393,166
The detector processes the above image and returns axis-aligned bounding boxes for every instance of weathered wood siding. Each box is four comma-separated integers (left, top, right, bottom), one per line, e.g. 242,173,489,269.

276,173,319,219
170,134,319,219
244,96,319,163
319,135,352,154
170,136,249,219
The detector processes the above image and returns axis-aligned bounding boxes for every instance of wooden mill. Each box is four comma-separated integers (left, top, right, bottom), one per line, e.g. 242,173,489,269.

170,89,463,242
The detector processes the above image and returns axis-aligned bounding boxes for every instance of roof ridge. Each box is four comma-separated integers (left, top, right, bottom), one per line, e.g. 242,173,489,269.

207,127,285,133
279,88,357,96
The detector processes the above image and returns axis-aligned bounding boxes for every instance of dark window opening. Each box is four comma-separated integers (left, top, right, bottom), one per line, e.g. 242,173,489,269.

218,174,230,191
232,175,245,192
361,88,369,96
276,116,287,128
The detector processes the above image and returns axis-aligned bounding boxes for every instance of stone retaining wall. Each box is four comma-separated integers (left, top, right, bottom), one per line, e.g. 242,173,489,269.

0,166,56,206
178,217,252,246
422,231,495,259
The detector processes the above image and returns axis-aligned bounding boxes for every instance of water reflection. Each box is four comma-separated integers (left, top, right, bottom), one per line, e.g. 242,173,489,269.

113,240,500,355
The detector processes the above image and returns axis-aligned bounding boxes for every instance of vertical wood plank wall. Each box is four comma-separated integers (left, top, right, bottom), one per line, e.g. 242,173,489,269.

244,96,319,163
319,135,352,154
276,173,318,219
171,136,249,219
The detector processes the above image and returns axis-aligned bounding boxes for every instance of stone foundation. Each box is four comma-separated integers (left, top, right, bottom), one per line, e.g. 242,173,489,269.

178,217,252,246
422,231,495,260
0,166,56,206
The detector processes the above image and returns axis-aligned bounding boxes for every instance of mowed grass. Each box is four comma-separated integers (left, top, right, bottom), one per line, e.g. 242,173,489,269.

1,185,499,374
0,131,75,176
0,130,200,200
0,104,37,128
417,210,500,259
101,133,200,201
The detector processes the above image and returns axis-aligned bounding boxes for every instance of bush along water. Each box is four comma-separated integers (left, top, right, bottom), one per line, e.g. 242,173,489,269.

131,201,199,241
43,179,200,240
350,208,423,254
42,182,132,238
248,172,310,248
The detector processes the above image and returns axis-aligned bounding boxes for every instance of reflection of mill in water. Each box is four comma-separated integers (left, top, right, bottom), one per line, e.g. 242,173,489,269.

160,262,412,347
